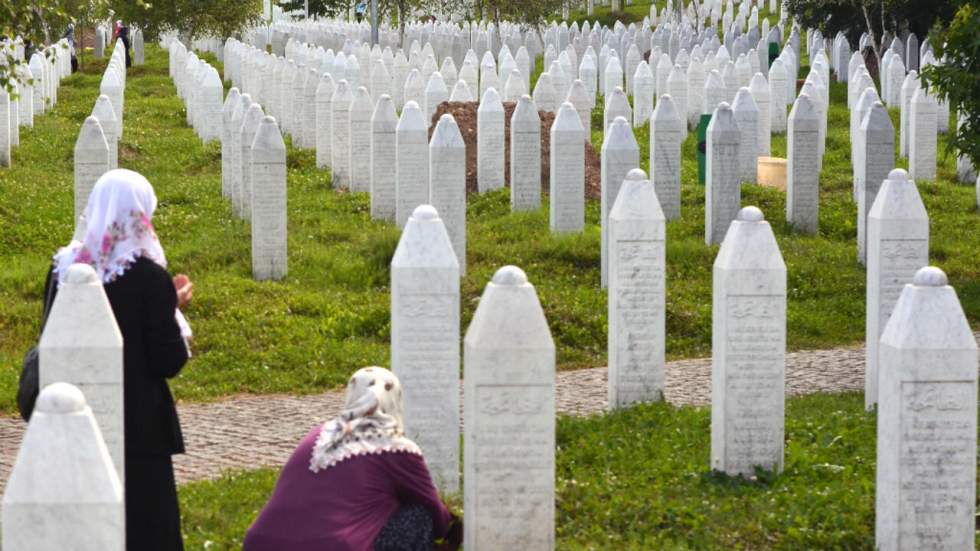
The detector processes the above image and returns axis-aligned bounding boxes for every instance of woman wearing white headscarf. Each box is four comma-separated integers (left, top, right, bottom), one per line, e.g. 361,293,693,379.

36,169,193,550
244,367,460,551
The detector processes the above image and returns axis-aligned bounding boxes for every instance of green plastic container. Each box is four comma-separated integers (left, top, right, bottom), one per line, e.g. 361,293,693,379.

697,113,712,184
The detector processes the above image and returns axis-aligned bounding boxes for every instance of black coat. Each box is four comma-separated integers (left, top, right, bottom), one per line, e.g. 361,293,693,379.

44,257,188,456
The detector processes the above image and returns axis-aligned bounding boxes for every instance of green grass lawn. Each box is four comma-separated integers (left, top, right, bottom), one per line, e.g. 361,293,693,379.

180,391,948,549
0,31,977,414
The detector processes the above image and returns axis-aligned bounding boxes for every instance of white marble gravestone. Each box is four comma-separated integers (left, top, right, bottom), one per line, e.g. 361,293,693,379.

898,70,918,159
602,87,632,135
396,101,430,228
533,72,559,113
732,87,759,183
768,59,788,133
39,263,124,483
565,79,592,139
463,265,555,550
667,64,688,129
228,93,251,208
428,114,467,275
550,102,585,234
510,95,541,212
0,87,8,167
786,93,820,234
875,266,977,551
200,69,224,143
705,103,741,245
424,72,449,127
331,80,353,189
238,103,265,220
91,95,119,170
391,204,460,494
600,116,640,288
371,95,398,222
74,117,111,227
865,168,929,410
315,73,335,170
857,103,895,265
608,169,666,408
349,86,374,193
748,73,771,156
251,116,287,281
220,88,242,196
908,87,937,181
650,94,683,220
632,61,655,127
478,87,505,193
2,383,124,551
711,206,786,476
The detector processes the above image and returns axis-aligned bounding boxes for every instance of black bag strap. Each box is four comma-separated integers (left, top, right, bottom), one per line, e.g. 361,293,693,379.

39,273,57,332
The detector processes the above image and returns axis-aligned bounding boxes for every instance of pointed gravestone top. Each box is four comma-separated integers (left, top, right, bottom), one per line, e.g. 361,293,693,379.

611,168,666,220
479,87,503,112
652,93,680,121
253,116,285,152
553,101,583,132
431,113,464,148
332,79,353,103
789,93,818,128
604,115,639,152
76,116,109,152
373,94,397,125
398,101,426,130
92,95,117,127
351,85,373,113
733,86,758,113
450,80,474,102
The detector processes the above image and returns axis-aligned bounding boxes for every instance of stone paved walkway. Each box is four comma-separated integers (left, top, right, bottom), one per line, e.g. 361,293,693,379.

0,338,898,492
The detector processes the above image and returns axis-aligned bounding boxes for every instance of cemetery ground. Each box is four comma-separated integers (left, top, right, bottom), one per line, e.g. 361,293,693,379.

0,30,979,549
2,45,978,413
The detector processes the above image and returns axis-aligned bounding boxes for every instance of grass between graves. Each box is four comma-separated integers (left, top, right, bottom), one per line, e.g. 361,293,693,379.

1,36,978,414
179,391,977,549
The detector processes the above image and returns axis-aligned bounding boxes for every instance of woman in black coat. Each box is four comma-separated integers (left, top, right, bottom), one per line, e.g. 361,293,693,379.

41,169,194,550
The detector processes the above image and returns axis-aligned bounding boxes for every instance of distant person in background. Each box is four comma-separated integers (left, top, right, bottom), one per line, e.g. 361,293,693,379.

355,1,367,22
63,24,78,72
243,367,462,551
27,169,194,551
111,19,132,67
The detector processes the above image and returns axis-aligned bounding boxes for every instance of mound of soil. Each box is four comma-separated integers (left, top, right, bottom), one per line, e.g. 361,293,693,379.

430,101,601,200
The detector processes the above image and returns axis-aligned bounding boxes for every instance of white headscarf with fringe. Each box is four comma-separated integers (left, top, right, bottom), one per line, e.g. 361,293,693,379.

53,169,166,284
310,367,421,473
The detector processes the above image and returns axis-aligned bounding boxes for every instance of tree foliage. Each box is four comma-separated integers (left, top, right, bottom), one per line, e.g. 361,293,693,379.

921,3,980,169
783,0,960,57
108,0,262,42
0,0,106,92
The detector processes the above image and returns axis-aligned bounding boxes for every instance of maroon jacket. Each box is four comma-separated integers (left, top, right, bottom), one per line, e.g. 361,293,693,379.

243,426,451,551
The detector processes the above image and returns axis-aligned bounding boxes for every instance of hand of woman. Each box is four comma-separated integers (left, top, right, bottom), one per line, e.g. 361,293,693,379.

173,274,193,310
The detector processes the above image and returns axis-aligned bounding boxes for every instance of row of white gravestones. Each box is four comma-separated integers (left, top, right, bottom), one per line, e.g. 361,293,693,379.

864,169,929,410
711,206,787,475
2,383,125,551
608,169,666,407
75,45,127,226
464,265,556,550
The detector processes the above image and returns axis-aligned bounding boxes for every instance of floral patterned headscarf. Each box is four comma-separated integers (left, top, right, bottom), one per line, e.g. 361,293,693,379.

309,367,422,473
53,169,166,284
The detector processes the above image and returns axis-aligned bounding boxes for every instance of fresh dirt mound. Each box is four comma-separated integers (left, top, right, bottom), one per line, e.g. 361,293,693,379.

430,101,601,200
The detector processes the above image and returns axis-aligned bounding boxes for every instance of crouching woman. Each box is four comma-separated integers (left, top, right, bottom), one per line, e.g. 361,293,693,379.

244,367,460,551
